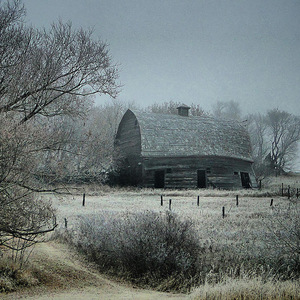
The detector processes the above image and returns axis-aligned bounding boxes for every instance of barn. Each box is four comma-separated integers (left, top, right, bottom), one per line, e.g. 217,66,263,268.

114,105,257,189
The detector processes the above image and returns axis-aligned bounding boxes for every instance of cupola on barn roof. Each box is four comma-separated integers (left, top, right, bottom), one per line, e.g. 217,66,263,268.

176,104,190,117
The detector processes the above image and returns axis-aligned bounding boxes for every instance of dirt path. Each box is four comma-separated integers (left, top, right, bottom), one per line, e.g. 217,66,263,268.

2,241,189,300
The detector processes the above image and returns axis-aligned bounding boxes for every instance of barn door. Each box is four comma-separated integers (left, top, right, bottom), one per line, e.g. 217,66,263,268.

154,170,165,188
197,170,206,188
240,172,251,188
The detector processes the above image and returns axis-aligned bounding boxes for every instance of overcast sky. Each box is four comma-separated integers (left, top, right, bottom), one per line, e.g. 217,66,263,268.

24,0,300,116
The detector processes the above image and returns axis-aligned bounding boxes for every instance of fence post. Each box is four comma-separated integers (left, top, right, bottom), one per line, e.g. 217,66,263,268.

222,206,225,218
259,180,262,190
281,183,284,196
297,188,299,199
270,199,273,207
288,185,290,199
161,195,163,206
197,195,200,206
236,195,239,206
82,193,86,206
64,218,68,229
169,199,172,211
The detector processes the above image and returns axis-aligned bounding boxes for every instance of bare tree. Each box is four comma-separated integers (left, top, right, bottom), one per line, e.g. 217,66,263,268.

246,113,269,177
246,110,300,176
0,1,119,123
35,99,137,183
212,100,241,120
0,0,119,257
265,109,300,173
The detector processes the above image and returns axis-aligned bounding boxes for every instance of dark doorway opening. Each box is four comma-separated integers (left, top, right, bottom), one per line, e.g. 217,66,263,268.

197,170,206,188
154,170,165,188
240,172,251,188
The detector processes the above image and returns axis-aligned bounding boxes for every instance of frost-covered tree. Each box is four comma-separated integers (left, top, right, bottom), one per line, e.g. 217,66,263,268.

266,109,300,173
247,109,300,176
0,0,119,255
212,100,241,120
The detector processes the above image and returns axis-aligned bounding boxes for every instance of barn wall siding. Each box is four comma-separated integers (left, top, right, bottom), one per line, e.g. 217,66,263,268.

141,156,256,189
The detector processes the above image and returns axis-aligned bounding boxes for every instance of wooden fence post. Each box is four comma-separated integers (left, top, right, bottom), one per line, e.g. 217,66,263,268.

222,206,225,218
82,193,86,206
288,185,290,199
259,180,262,190
161,195,163,206
297,188,299,199
197,195,200,206
169,199,172,211
236,195,239,206
64,218,68,229
281,183,284,196
270,199,273,207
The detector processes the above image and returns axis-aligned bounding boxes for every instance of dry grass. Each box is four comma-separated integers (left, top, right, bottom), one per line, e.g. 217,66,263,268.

191,277,300,300
39,175,300,296
0,256,40,292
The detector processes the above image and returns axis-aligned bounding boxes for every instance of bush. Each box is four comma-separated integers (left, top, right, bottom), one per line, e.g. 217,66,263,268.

73,210,202,291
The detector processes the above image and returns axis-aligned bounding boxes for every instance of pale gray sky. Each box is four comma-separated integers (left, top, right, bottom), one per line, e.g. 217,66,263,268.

25,0,300,116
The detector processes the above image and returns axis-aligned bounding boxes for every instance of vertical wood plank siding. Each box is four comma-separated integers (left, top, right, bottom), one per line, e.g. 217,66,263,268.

142,156,256,189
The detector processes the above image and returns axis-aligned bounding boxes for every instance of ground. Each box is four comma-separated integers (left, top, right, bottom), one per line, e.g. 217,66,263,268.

2,241,188,300
1,177,299,299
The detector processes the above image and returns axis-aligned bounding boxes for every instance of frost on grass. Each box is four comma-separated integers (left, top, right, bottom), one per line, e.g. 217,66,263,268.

72,210,202,291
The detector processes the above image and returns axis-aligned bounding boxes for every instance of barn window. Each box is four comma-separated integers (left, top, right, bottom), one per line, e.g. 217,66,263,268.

206,168,211,174
234,171,239,175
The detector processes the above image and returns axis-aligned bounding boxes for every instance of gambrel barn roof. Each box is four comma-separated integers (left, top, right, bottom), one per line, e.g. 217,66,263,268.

118,109,253,162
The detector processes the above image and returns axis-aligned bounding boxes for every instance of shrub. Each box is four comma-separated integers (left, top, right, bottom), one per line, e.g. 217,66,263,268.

73,210,202,291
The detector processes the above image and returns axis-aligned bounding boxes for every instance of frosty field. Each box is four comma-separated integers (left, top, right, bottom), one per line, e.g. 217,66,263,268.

42,184,297,253
33,177,300,298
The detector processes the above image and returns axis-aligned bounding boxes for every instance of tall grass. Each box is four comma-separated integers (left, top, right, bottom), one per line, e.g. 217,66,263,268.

0,256,39,292
69,203,300,293
48,174,300,295
191,277,300,300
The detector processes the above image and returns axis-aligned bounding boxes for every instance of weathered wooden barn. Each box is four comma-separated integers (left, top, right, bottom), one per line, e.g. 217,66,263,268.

115,106,257,189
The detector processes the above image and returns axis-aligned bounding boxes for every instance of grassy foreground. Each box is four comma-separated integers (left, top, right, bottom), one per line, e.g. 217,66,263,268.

1,175,300,298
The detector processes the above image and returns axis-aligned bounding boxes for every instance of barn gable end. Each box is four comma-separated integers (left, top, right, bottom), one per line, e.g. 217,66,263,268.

115,109,257,189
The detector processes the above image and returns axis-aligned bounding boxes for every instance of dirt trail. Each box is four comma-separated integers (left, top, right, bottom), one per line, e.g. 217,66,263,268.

2,241,189,300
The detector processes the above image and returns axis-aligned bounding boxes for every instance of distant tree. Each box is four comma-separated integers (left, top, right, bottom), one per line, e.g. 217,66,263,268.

148,100,206,116
37,99,140,183
265,109,300,174
246,113,269,177
212,100,241,120
0,0,119,257
247,109,300,176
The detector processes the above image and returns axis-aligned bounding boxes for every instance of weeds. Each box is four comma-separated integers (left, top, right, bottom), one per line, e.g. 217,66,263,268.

69,203,300,293
0,256,39,292
73,210,202,292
